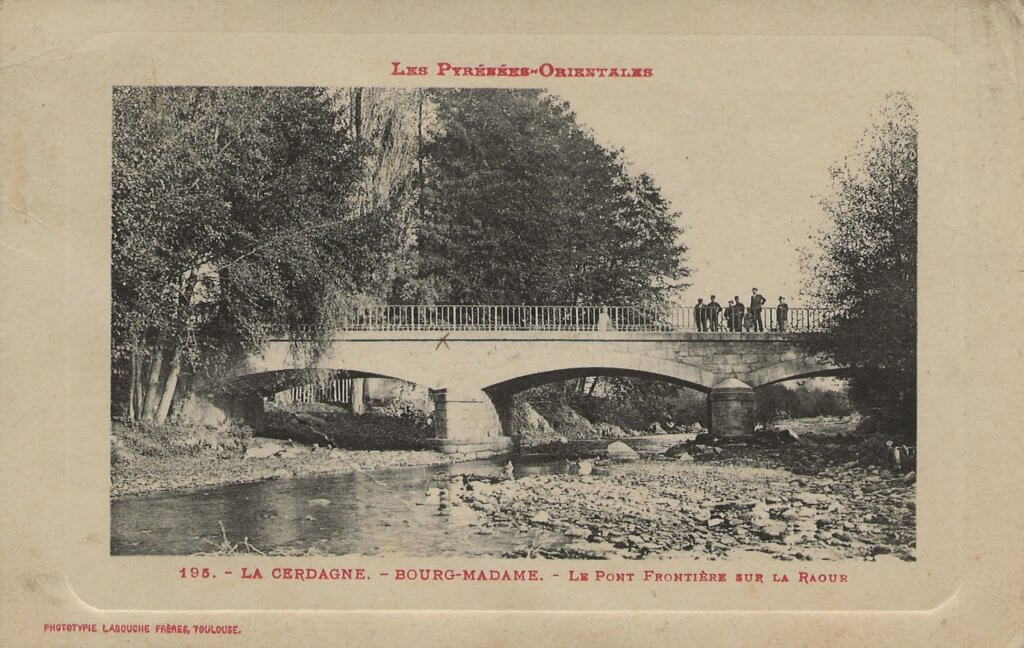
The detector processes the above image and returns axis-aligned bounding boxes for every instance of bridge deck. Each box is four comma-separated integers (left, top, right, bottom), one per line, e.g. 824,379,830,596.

271,330,812,342
281,304,838,336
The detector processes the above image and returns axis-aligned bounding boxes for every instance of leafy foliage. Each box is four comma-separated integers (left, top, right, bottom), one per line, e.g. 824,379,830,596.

413,89,689,305
802,93,917,438
112,87,403,414
755,383,853,428
112,87,692,421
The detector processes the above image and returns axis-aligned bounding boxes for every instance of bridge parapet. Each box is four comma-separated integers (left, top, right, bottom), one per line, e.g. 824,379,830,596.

273,330,812,342
279,304,840,335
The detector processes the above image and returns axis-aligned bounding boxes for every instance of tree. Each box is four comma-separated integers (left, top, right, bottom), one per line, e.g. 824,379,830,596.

802,92,917,439
413,89,689,306
112,87,397,423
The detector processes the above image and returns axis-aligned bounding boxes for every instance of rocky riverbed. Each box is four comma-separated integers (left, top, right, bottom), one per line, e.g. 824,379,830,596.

448,431,915,561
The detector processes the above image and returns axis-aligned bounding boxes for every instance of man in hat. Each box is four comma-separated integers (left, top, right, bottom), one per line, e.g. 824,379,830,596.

706,295,723,332
749,287,767,332
776,296,789,332
732,295,745,332
694,298,707,332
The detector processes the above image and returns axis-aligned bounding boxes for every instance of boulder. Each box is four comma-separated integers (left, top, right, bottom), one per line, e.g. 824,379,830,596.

593,422,626,438
780,508,800,520
606,441,639,461
692,432,720,446
777,428,800,444
794,492,831,506
294,412,328,427
244,442,284,459
664,442,690,458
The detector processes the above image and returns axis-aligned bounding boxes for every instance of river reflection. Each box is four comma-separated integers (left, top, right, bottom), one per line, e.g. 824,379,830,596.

111,456,575,556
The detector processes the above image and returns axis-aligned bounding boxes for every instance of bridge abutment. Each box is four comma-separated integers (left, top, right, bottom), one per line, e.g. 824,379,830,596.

428,387,511,458
708,378,756,438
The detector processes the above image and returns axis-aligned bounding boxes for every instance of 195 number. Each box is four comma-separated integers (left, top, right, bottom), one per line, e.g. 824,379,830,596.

179,567,213,579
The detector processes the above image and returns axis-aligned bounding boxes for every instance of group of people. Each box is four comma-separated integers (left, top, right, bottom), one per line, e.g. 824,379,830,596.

694,288,789,332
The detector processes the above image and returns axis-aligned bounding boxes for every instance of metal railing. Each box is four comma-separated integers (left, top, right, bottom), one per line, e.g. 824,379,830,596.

287,304,840,335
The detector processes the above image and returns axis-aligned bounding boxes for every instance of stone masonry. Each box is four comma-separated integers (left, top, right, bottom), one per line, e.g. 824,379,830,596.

238,330,843,453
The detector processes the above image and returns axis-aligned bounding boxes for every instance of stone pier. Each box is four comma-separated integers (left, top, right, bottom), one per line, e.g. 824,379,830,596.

428,387,511,458
707,377,757,438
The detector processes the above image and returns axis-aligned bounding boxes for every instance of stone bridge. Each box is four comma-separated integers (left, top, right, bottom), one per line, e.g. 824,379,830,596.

235,307,844,455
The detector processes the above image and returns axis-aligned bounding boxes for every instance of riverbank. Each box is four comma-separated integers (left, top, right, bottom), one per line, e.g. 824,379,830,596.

110,422,455,498
109,398,684,498
112,415,915,561
451,418,915,561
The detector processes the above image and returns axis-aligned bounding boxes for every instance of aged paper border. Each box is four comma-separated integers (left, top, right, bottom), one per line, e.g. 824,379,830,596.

1,0,1022,645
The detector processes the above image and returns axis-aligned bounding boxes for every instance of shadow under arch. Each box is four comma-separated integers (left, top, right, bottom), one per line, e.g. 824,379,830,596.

483,367,712,400
746,357,849,389
216,367,426,398
479,350,717,397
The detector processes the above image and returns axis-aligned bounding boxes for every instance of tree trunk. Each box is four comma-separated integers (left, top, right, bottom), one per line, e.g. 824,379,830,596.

353,88,363,140
154,348,182,424
134,355,146,421
128,347,138,420
133,356,144,421
587,376,600,396
141,347,164,421
417,90,425,220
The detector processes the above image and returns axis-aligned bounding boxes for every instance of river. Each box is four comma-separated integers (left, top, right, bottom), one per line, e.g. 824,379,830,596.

111,455,576,556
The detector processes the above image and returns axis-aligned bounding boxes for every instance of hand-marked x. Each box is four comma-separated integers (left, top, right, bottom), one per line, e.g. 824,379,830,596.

435,331,451,350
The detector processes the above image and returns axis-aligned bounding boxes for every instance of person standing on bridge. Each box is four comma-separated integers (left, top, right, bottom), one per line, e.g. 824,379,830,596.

776,296,789,332
749,287,767,332
706,296,722,331
694,298,707,331
731,296,745,332
725,300,735,331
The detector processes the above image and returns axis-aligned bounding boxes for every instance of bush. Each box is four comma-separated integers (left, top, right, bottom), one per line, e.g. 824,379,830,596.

111,421,253,460
254,411,435,450
857,433,916,472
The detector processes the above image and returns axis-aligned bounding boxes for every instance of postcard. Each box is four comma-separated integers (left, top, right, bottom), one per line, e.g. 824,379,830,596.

1,1,1022,645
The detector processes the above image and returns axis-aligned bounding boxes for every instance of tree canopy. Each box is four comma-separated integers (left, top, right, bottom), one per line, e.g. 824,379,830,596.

410,89,689,305
113,87,397,421
112,86,691,423
802,92,917,437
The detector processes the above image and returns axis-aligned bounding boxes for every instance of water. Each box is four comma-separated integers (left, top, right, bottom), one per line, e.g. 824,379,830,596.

111,455,577,556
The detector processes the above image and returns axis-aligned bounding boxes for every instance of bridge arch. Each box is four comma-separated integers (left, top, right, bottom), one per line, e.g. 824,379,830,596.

218,367,426,397
479,350,717,395
745,355,848,388
239,340,443,390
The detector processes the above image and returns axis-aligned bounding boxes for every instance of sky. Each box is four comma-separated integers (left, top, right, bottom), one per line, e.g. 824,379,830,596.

540,38,932,307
